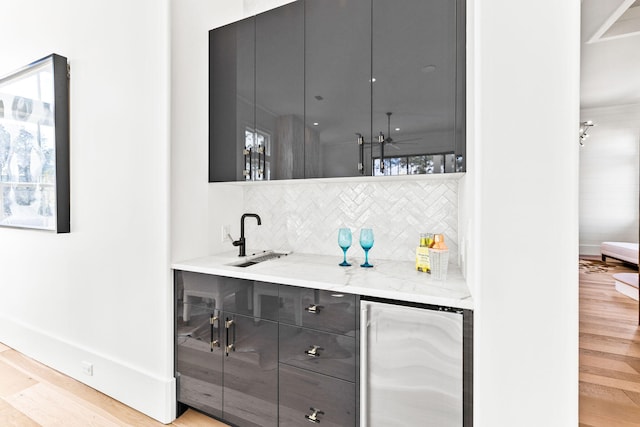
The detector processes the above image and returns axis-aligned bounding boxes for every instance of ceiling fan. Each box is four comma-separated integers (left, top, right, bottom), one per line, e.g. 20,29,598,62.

356,111,422,175
380,112,423,150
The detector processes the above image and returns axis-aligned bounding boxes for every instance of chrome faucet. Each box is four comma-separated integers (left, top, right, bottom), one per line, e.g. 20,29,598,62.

233,213,262,257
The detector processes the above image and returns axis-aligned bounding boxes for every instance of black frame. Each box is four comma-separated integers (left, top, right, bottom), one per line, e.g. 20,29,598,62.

0,54,69,233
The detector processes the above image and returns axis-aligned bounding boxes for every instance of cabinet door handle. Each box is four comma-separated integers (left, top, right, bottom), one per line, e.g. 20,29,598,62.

305,407,324,423
304,345,323,357
225,318,236,356
243,148,252,179
258,143,264,179
305,304,323,314
210,314,220,350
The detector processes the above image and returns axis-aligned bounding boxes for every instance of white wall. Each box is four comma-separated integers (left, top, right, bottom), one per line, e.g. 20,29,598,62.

0,0,581,424
471,1,580,425
579,104,640,255
0,0,173,422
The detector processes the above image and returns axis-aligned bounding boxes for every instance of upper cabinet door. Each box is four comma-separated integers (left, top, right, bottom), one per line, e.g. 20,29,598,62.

255,1,305,180
371,0,463,176
305,0,372,178
209,17,256,182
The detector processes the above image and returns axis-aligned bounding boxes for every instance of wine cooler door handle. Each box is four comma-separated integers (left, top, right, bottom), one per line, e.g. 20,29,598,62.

360,304,370,426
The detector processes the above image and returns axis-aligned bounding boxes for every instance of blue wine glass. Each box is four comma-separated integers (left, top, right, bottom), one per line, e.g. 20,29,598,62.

338,228,352,267
359,228,374,268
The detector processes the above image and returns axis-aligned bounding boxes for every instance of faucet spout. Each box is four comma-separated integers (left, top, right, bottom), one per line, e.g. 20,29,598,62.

233,213,262,257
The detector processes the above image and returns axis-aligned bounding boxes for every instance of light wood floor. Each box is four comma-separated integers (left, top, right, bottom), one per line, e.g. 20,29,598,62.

2,260,638,426
0,342,228,426
579,257,640,426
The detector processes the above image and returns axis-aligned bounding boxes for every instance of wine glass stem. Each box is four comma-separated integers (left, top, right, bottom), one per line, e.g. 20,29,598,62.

364,249,369,265
343,249,347,264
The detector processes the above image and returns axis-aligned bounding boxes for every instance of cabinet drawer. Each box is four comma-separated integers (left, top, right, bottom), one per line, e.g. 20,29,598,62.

279,324,356,382
279,364,356,427
279,286,356,336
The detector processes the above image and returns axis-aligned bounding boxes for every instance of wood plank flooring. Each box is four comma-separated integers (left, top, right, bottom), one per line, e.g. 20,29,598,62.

579,257,640,426
1,259,638,426
0,342,228,426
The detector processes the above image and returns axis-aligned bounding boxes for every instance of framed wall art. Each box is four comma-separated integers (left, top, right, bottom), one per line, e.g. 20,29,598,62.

0,54,69,232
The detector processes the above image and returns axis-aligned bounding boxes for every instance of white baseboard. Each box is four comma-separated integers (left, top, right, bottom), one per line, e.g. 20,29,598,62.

579,244,601,256
0,314,176,423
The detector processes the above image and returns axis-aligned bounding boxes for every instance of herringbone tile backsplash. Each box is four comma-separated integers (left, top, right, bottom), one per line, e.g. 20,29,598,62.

242,177,459,263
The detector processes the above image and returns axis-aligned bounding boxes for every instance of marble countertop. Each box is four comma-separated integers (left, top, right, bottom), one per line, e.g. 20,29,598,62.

172,251,473,310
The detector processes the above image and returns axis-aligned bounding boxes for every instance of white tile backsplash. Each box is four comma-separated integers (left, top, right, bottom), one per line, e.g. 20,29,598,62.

241,175,459,263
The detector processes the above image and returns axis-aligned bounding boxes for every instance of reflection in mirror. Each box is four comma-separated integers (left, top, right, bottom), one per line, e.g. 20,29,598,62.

373,153,457,176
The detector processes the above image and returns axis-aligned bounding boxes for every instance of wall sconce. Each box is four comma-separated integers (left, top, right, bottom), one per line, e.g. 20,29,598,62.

579,120,594,146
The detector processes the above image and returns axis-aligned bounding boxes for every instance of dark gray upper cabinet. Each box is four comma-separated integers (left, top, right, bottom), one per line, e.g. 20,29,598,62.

209,0,465,182
371,0,465,176
305,0,372,178
256,1,305,180
209,17,255,182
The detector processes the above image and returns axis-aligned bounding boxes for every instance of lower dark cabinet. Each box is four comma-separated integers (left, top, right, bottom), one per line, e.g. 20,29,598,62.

176,272,278,426
175,270,357,426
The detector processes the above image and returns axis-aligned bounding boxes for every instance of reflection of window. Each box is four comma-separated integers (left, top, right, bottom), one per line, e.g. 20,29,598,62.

373,153,457,176
244,128,271,181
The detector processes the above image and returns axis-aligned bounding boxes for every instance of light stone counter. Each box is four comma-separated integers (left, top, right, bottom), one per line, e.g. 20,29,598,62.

172,251,473,310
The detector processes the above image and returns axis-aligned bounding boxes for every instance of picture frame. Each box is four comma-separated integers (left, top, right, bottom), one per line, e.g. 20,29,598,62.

0,54,70,232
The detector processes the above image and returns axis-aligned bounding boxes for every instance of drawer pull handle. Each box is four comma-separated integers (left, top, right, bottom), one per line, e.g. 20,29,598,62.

305,304,323,314
304,345,323,357
305,407,324,423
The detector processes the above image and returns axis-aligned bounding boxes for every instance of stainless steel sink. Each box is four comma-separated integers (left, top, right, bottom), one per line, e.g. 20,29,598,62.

228,251,289,268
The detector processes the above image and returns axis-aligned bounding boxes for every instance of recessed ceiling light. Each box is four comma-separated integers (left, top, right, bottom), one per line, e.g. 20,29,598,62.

313,122,319,126
395,127,401,131
370,77,376,83
421,65,436,74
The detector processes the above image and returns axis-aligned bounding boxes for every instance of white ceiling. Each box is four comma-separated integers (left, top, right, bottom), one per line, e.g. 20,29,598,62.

581,0,640,108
